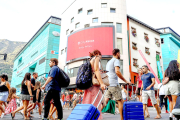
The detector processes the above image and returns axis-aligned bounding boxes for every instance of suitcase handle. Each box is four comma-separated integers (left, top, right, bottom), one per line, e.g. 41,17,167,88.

127,83,135,101
92,88,107,108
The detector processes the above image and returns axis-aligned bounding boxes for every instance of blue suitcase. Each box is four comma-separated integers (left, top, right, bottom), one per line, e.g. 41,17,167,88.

123,85,144,120
67,89,106,120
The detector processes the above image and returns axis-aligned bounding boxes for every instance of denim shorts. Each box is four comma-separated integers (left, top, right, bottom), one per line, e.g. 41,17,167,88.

0,91,8,102
20,94,30,101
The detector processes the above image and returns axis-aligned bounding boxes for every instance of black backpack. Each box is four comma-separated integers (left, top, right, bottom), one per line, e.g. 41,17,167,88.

58,67,70,88
76,60,92,90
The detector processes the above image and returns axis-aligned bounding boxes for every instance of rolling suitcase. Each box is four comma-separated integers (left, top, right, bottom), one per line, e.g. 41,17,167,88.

123,85,144,120
172,93,180,120
67,89,106,120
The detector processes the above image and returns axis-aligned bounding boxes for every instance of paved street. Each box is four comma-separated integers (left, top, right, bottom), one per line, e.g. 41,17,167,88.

3,107,169,120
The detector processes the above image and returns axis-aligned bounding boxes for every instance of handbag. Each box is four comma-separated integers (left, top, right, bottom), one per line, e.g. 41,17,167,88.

92,58,110,86
162,77,169,85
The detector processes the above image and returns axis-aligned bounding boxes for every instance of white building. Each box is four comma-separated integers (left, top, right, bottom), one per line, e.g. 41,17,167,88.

59,0,130,87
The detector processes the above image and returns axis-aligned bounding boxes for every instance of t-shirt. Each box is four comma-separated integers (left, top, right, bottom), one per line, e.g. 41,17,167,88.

73,93,77,100
141,73,155,91
31,78,35,91
158,83,165,95
137,76,142,88
45,65,61,91
106,58,121,86
62,94,65,101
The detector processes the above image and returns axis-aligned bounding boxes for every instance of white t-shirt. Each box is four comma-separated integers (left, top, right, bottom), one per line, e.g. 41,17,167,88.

121,89,127,99
158,83,165,95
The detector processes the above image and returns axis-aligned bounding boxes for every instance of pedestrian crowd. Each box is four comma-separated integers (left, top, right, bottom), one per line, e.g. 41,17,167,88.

0,48,179,120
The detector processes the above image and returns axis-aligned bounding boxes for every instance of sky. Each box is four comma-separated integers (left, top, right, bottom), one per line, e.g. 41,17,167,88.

0,0,180,42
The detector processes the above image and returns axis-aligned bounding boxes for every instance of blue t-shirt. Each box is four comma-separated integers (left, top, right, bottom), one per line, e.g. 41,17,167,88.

45,65,61,92
141,73,155,91
106,58,121,86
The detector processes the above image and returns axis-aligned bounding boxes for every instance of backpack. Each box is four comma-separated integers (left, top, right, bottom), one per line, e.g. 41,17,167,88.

58,67,70,88
76,60,92,90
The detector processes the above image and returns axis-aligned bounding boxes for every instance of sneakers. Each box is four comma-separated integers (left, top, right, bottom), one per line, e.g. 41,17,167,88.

1,113,4,118
39,115,42,119
166,110,169,113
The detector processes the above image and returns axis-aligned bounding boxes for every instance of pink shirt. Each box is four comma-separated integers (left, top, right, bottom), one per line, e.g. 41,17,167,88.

138,76,142,88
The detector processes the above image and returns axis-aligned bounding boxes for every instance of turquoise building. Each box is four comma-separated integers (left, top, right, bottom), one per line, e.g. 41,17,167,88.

157,27,180,71
11,16,61,95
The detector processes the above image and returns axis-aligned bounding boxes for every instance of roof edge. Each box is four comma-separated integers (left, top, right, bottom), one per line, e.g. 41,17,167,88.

127,15,162,34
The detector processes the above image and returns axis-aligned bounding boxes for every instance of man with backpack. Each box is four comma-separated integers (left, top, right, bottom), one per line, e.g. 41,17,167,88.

42,58,63,120
105,49,132,120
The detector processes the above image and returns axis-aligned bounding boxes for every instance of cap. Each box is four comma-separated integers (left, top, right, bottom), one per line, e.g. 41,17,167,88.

0,74,8,81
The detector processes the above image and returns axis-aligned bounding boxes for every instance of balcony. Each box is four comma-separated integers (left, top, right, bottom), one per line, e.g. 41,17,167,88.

155,42,160,47
144,36,149,42
132,45,137,50
132,30,137,37
133,62,139,68
145,51,150,55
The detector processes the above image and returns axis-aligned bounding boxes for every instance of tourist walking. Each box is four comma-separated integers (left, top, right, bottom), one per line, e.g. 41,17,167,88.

66,93,70,110
5,87,19,115
82,50,106,120
105,49,132,120
41,58,63,120
163,60,180,120
0,74,10,118
11,73,33,120
121,85,127,102
72,91,77,110
136,68,150,118
27,81,42,119
140,65,161,119
157,82,168,113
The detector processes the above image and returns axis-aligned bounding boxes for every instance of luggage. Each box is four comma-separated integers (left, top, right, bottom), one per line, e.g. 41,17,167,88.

172,93,180,120
101,100,116,114
67,89,106,120
123,85,144,120
58,67,70,87
76,59,92,90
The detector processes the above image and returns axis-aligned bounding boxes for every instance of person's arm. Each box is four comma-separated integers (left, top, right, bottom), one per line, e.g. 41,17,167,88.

157,89,159,98
36,89,40,102
6,82,11,93
115,67,131,84
124,89,128,96
94,57,106,90
13,94,20,99
136,78,139,91
146,78,155,90
42,77,53,89
27,80,33,96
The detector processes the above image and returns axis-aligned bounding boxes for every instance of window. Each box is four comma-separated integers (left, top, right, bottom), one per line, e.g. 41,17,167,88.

144,33,149,42
155,38,160,47
131,27,137,37
120,60,123,75
101,59,109,70
75,22,80,28
61,49,64,55
70,30,73,34
110,8,116,13
66,29,69,35
67,67,79,77
156,51,160,55
133,58,138,67
117,38,123,54
92,18,98,23
39,57,45,65
145,47,150,55
132,42,137,50
78,8,83,14
71,17,74,23
116,23,122,33
87,9,93,15
84,24,90,28
18,57,22,65
101,22,113,25
161,38,164,44
101,3,107,8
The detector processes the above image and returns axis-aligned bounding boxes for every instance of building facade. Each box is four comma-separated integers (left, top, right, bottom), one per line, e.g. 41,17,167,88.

127,15,164,86
156,27,180,71
59,0,130,87
11,16,61,95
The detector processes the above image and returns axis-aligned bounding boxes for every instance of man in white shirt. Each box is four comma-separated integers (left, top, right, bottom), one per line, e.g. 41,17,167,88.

157,83,168,113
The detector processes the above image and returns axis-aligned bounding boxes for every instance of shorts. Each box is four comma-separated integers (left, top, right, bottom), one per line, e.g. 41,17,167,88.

105,85,122,101
164,80,180,96
20,94,30,101
0,91,8,102
142,90,157,105
136,88,141,96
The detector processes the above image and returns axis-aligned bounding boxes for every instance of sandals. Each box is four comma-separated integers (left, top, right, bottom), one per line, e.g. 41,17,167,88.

11,113,15,119
154,115,161,119
145,115,150,118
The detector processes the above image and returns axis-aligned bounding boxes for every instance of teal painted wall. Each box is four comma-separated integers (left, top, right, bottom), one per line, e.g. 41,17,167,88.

161,34,180,71
11,23,61,95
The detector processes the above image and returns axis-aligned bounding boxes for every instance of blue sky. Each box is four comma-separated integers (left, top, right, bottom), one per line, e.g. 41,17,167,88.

0,0,179,42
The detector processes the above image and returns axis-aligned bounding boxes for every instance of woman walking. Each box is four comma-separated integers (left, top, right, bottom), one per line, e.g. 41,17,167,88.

0,74,10,118
11,73,33,120
82,50,106,120
163,60,180,120
5,87,19,115
136,68,150,118
121,85,127,102
27,81,42,119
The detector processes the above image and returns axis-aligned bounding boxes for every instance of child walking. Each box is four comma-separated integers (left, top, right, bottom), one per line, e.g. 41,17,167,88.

5,87,19,115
